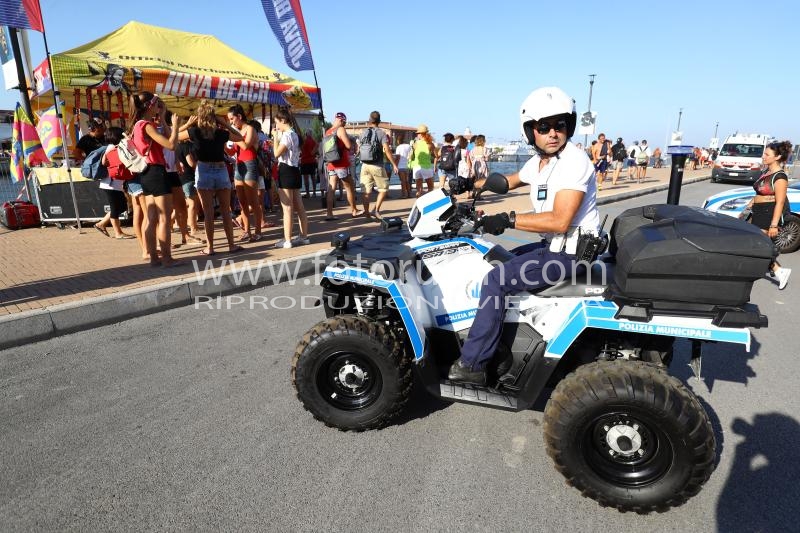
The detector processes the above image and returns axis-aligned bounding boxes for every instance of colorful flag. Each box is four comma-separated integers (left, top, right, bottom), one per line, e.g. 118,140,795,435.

260,0,314,72
36,102,63,157
10,102,48,182
0,0,44,32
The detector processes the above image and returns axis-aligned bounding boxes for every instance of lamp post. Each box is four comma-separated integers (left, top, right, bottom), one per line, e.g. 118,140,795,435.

583,74,596,147
714,122,719,138
677,108,683,131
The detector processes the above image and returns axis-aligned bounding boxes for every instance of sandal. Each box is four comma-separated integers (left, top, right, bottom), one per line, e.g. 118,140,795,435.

185,235,206,244
200,248,215,256
324,216,338,221
251,233,262,242
94,224,110,237
228,245,245,254
238,233,252,243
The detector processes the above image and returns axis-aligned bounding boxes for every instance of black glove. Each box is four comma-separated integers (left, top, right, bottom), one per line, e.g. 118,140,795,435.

480,212,512,235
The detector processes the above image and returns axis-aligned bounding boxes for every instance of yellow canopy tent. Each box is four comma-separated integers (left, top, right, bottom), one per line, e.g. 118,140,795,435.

32,20,320,134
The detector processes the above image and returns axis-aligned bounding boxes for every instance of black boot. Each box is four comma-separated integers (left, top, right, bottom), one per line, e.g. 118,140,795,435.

447,359,487,386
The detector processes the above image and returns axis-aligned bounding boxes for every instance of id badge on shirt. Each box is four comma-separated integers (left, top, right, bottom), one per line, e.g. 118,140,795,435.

537,184,548,201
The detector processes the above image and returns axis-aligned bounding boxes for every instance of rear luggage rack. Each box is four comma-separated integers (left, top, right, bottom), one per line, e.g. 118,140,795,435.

607,286,768,328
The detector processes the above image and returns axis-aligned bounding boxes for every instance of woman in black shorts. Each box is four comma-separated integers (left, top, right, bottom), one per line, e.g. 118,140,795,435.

740,140,793,289
129,92,181,267
272,109,309,249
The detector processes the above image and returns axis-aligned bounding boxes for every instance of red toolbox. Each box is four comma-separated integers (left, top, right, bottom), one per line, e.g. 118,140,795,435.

1,200,41,230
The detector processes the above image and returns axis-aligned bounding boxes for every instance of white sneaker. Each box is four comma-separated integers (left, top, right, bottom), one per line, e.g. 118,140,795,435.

275,239,293,249
291,235,311,246
775,267,791,290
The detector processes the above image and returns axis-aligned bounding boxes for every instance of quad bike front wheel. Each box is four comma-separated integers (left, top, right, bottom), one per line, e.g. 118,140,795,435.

292,315,411,431
543,361,715,512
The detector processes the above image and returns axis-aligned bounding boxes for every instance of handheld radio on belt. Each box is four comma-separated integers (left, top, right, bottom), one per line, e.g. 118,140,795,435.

574,214,609,262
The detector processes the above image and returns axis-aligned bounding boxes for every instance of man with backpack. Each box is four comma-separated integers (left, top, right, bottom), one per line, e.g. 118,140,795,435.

437,132,459,190
610,137,627,186
358,111,398,220
322,112,360,220
635,140,651,183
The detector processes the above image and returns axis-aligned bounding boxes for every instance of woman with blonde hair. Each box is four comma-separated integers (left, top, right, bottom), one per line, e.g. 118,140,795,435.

408,124,437,197
179,99,244,256
467,134,489,181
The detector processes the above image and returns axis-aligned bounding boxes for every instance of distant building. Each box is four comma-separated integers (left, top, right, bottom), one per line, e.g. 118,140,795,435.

344,121,418,146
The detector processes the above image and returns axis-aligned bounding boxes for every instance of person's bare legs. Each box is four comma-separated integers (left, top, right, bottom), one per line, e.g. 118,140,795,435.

290,188,309,238
243,181,262,237
425,177,434,192
234,181,250,238
326,174,337,218
217,189,237,251
144,195,160,265
132,194,148,259
153,194,175,265
197,189,217,254
374,190,388,217
278,187,294,242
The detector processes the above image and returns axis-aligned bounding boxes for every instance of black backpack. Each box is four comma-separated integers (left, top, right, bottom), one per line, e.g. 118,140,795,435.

612,143,627,161
358,128,382,163
439,144,457,171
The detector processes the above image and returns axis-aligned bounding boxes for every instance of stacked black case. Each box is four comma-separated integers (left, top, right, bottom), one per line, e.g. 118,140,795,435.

610,204,776,306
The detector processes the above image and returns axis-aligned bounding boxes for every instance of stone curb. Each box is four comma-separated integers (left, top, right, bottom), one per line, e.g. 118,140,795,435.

0,250,329,350
0,174,710,349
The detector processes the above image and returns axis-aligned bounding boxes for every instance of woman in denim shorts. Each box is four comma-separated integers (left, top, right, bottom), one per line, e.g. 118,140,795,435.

179,99,244,256
227,105,263,242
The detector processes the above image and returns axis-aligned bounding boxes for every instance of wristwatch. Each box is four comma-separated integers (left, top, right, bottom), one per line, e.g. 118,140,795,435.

508,211,516,229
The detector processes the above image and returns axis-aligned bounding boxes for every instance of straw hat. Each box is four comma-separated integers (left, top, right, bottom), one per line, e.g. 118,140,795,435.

416,124,429,134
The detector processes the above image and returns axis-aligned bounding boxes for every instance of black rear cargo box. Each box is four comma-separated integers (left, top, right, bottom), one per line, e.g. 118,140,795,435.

611,204,776,306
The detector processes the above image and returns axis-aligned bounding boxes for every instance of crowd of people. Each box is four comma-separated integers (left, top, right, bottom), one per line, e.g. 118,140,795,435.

75,94,793,282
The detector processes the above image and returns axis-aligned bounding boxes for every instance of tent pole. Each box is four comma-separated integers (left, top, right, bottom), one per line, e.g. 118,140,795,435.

312,69,324,123
38,14,82,232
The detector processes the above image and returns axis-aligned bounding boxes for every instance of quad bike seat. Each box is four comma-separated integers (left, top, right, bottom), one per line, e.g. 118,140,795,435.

536,261,612,298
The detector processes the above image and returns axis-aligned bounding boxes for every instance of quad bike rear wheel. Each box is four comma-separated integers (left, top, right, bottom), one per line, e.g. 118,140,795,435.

543,361,715,512
292,315,411,431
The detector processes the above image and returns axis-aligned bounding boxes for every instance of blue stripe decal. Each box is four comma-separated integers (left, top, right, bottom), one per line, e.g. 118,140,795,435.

545,300,751,358
421,196,452,214
323,268,426,360
411,237,490,255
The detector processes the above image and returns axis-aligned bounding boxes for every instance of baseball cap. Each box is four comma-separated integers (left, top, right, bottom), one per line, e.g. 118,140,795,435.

416,124,429,134
335,112,347,122
617,137,622,142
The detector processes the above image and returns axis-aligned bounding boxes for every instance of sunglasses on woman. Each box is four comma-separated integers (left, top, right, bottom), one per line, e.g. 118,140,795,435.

535,119,568,135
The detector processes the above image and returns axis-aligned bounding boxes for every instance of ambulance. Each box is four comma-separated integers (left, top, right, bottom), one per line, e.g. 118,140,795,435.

711,133,773,183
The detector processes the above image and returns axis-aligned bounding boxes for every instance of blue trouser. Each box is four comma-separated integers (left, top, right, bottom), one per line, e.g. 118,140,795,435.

458,241,574,370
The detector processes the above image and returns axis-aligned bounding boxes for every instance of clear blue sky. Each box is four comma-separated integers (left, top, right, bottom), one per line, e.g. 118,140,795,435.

2,0,798,149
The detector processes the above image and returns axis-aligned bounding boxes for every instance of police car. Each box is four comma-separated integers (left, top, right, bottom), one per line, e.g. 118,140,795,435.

703,179,800,253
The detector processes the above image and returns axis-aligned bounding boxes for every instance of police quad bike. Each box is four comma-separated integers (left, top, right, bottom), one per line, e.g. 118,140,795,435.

292,173,775,512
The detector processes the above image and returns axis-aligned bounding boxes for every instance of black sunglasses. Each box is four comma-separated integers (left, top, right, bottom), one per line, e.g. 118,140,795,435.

535,119,568,135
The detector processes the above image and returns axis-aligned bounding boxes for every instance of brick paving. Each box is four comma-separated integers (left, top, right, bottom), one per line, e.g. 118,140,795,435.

0,167,709,317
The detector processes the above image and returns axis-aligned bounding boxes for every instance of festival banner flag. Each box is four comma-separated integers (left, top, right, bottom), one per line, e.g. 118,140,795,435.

260,0,315,72
36,102,63,157
10,102,48,181
0,0,44,32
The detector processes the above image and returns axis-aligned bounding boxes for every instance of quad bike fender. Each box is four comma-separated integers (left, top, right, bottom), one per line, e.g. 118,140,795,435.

544,299,752,358
323,266,430,360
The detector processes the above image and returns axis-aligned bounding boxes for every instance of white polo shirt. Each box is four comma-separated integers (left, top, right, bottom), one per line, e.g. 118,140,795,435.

518,141,600,242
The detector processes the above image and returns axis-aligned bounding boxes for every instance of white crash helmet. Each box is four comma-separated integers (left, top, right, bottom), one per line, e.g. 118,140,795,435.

519,87,577,146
